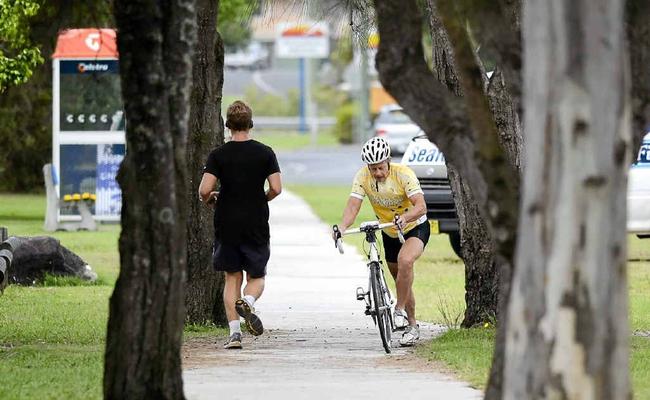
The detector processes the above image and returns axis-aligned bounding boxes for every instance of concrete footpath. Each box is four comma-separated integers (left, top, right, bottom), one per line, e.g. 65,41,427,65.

182,191,482,400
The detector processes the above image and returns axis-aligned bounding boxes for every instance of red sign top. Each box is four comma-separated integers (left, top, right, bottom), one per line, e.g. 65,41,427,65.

52,29,118,59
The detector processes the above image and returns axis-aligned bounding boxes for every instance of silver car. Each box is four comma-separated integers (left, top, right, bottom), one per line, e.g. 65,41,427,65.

372,104,421,155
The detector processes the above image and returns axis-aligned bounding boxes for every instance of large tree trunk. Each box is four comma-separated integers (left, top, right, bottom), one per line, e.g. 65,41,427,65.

504,0,632,398
426,1,498,327
425,0,522,328
431,3,525,397
185,0,227,326
104,1,196,399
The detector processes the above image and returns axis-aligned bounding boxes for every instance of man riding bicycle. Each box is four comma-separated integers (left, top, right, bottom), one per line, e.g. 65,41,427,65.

336,137,430,347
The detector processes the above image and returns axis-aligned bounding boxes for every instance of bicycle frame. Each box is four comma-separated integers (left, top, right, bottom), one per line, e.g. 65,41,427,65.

333,220,400,353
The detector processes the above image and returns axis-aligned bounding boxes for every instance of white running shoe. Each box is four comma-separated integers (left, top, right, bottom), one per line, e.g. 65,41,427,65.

394,309,408,330
399,325,420,347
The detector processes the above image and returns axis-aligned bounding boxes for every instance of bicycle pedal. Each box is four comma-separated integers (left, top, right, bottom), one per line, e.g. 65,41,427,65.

356,287,366,301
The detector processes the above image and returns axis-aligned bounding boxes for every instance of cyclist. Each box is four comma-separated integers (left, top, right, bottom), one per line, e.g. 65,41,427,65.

336,137,429,346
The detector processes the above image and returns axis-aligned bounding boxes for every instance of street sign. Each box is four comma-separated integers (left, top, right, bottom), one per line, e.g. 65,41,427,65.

275,22,329,59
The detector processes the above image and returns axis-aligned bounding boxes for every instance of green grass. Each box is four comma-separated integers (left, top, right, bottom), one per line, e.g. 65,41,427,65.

0,193,225,399
253,130,339,152
0,286,111,345
631,336,650,400
417,327,495,388
0,344,104,400
290,184,650,397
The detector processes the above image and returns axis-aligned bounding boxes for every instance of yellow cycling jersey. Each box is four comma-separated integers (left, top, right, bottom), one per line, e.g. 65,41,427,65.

350,163,427,238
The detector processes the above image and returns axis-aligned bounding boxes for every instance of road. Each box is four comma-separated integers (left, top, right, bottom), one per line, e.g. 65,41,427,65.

224,67,299,98
276,145,363,186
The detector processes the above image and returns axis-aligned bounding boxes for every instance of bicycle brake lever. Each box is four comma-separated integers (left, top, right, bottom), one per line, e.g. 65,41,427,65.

332,225,341,245
332,225,345,254
393,216,406,244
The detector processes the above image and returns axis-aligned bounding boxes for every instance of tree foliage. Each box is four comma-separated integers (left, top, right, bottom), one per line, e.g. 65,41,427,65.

0,0,43,92
219,0,257,50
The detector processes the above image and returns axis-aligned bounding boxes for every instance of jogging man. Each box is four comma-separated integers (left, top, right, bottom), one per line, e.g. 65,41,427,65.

336,137,429,346
199,100,282,349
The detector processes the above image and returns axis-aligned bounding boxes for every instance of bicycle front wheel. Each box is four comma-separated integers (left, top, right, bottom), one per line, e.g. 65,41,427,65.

370,262,391,353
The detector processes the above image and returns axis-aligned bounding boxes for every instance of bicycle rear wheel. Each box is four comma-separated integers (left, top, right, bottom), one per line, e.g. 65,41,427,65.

370,262,391,353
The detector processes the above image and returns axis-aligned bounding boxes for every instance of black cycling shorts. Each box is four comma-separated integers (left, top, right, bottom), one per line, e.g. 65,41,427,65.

212,240,270,278
381,221,431,263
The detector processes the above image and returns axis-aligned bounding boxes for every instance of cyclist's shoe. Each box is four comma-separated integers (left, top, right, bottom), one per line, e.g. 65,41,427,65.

236,298,264,336
399,324,420,347
223,332,242,349
393,309,408,330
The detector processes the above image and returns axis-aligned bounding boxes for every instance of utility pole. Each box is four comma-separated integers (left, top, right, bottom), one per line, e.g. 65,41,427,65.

357,37,370,143
298,58,307,133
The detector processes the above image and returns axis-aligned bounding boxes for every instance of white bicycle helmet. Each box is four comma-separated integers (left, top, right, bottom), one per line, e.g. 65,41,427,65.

361,137,391,164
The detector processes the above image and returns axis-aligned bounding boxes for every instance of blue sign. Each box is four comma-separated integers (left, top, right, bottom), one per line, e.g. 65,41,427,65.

96,144,125,216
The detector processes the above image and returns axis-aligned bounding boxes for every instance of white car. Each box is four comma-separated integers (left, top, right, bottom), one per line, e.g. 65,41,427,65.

373,104,421,155
628,132,650,238
224,42,269,70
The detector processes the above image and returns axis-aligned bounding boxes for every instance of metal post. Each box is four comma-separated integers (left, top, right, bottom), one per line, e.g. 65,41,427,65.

358,43,370,143
0,227,7,242
43,163,60,231
305,58,318,146
298,58,307,133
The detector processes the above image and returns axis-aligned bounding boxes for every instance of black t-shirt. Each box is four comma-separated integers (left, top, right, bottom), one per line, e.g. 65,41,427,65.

203,140,280,245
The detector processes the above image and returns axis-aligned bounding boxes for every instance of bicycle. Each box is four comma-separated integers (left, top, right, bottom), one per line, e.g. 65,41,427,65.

332,218,404,354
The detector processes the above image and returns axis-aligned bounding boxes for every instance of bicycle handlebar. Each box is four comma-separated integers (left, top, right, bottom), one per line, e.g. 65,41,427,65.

340,221,395,235
332,219,405,254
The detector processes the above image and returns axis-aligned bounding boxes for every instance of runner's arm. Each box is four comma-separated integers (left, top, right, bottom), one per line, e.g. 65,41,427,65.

266,172,282,202
198,172,219,207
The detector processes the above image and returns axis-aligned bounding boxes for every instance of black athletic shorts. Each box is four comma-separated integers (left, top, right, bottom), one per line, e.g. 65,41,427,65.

212,239,270,278
381,221,431,263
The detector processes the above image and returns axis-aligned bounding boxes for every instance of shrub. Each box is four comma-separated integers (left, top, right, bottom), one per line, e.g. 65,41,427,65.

333,101,357,144
242,86,298,116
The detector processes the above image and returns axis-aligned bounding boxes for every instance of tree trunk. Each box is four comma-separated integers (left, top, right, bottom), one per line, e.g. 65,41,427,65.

185,0,227,326
432,3,525,397
104,1,196,399
426,0,522,328
426,1,498,327
504,0,631,398
627,0,650,150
